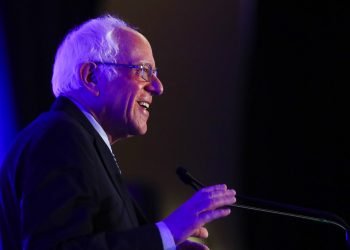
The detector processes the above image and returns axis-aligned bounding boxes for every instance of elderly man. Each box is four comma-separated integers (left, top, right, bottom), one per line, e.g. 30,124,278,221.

0,15,236,249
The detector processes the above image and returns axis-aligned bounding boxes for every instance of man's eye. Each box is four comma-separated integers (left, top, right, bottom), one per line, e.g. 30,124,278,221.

142,67,150,74
135,67,143,74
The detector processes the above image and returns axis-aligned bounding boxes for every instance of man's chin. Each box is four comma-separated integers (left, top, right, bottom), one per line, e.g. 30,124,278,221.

129,125,148,136
110,125,147,143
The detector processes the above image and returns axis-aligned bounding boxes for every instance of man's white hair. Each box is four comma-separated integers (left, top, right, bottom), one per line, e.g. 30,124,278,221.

51,15,129,97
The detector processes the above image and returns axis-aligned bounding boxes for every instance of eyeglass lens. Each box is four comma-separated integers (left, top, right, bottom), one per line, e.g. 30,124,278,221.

140,64,156,82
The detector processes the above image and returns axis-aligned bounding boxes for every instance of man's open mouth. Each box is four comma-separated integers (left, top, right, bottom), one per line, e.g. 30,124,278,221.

137,101,150,111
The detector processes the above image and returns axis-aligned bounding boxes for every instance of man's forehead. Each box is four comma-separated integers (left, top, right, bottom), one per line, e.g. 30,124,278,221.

111,26,148,47
111,26,154,64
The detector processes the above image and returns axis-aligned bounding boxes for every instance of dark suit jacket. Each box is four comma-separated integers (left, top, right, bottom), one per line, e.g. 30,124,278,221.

0,97,163,250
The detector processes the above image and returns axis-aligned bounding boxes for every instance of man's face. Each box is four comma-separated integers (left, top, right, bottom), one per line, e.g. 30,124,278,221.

97,28,163,142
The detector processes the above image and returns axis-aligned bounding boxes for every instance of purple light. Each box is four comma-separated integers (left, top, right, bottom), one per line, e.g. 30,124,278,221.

0,19,16,163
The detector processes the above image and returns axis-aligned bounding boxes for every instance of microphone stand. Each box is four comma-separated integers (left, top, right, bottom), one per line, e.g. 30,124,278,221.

176,167,350,250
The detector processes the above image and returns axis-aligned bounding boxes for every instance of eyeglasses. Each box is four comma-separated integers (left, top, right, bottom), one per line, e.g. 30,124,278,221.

93,62,158,82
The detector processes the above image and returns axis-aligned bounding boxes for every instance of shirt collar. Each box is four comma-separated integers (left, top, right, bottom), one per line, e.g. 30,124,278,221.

66,97,113,153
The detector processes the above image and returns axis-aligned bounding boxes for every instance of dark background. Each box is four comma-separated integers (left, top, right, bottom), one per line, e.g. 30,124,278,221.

0,0,348,249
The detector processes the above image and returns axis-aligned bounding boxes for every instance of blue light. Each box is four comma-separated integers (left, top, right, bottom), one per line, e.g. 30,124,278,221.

0,19,16,163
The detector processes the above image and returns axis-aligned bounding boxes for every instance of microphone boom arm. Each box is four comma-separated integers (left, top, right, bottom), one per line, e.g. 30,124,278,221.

176,167,350,249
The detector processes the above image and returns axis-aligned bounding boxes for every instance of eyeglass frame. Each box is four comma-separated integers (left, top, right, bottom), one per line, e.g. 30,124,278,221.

92,61,158,82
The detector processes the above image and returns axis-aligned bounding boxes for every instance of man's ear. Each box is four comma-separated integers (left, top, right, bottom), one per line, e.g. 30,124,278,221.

79,62,99,96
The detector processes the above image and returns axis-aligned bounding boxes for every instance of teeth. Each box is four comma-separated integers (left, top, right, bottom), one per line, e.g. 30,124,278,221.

138,101,150,109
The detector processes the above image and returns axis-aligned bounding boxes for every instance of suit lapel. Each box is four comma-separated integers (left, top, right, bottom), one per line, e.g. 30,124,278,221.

93,139,139,226
130,197,149,225
93,139,126,200
51,96,140,227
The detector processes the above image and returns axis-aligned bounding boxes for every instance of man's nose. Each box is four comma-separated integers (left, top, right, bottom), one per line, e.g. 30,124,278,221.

145,75,164,96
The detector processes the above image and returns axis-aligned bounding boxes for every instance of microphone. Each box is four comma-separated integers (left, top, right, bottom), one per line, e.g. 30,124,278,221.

176,166,350,249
